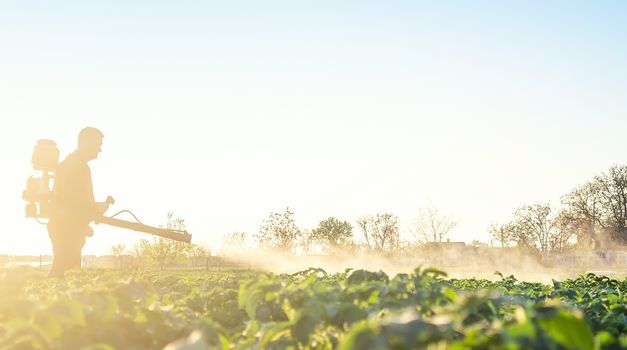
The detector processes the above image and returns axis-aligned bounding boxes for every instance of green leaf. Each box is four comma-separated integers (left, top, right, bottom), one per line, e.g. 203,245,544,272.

238,279,262,320
505,322,536,339
291,313,319,345
218,334,230,350
538,312,594,350
338,321,386,350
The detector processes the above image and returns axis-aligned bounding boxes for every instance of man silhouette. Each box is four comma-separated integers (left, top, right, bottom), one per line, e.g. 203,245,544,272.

47,127,113,278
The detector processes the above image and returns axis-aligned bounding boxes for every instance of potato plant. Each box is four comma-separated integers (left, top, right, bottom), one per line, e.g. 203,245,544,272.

0,267,625,350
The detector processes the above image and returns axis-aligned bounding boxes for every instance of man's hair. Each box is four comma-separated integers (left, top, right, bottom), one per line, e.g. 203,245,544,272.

78,127,104,148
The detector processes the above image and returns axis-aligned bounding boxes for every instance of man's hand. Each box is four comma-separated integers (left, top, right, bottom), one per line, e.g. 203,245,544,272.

95,195,115,216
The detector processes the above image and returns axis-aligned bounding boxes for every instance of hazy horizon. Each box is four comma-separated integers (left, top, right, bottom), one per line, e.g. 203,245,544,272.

2,1,626,255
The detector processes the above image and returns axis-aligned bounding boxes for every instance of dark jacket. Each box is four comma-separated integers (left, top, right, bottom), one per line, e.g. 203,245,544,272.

47,151,96,237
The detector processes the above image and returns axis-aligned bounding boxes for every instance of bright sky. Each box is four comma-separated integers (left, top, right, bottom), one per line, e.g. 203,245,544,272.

1,1,626,256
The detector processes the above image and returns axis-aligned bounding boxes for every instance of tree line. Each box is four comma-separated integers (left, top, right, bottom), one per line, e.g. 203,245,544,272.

227,165,627,257
111,204,460,269
489,165,627,257
221,206,459,255
112,164,627,268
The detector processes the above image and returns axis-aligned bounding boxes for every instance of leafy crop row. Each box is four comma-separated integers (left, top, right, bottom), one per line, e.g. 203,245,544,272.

0,267,625,349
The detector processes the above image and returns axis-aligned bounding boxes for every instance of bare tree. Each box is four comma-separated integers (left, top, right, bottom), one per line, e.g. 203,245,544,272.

560,180,605,249
255,207,301,252
188,244,211,269
132,212,190,270
560,165,627,249
221,232,247,252
109,243,126,269
145,238,184,270
297,229,316,255
128,241,142,267
410,206,458,244
489,223,516,248
357,213,400,251
595,165,627,241
495,203,574,257
130,239,151,269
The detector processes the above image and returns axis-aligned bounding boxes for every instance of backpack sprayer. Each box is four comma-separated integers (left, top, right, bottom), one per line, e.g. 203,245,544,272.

22,139,192,243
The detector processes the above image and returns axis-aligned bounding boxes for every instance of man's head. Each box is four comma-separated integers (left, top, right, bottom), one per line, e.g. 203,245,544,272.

77,127,104,161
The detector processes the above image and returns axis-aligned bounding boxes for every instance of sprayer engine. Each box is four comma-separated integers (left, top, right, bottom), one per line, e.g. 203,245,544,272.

23,139,59,218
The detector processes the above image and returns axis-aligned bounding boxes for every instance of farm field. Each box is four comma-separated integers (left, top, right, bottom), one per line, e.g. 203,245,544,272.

0,267,626,350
